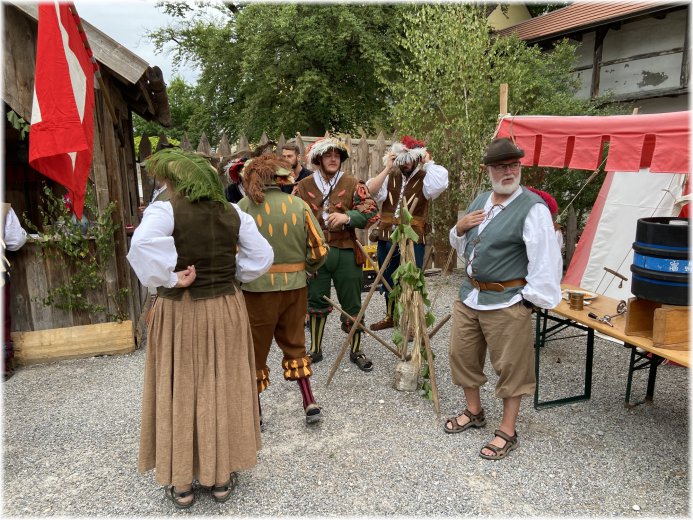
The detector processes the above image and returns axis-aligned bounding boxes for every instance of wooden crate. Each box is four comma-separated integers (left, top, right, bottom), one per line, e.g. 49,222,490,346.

625,297,689,350
653,306,689,350
11,320,135,365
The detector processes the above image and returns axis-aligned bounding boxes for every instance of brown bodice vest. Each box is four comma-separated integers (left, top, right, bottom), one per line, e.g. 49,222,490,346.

158,196,240,300
376,167,429,243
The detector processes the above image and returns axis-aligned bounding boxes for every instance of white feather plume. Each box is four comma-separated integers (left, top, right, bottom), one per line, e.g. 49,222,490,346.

383,141,428,166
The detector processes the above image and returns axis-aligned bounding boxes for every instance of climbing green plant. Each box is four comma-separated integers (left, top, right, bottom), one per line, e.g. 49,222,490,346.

7,110,30,140
23,183,128,321
389,205,436,400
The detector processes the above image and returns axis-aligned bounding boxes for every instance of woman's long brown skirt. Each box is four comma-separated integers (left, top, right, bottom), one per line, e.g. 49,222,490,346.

138,290,261,487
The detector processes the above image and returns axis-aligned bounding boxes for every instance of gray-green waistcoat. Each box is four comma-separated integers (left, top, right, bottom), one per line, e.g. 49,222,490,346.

458,187,546,305
158,196,240,300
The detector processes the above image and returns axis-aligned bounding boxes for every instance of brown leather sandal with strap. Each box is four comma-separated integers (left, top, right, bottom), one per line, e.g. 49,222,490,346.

165,486,195,509
443,408,486,434
479,429,518,460
211,472,238,503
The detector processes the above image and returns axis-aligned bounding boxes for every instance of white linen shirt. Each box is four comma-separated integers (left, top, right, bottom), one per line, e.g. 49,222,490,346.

3,208,27,251
312,170,344,222
127,201,273,292
449,187,562,310
372,161,449,212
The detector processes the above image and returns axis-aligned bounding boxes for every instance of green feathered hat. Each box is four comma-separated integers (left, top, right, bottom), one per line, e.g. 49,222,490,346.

145,148,228,206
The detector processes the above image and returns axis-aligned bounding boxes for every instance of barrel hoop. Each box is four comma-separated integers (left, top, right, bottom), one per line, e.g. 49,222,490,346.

633,241,688,251
632,274,689,287
633,252,691,274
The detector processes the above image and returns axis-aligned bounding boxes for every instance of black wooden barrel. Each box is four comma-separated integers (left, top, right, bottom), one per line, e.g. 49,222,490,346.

630,217,689,305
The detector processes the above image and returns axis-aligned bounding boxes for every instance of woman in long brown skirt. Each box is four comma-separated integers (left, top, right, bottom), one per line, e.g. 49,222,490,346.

127,149,274,508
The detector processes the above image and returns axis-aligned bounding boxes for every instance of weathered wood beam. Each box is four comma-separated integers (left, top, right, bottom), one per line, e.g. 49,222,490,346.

600,47,685,68
590,27,608,98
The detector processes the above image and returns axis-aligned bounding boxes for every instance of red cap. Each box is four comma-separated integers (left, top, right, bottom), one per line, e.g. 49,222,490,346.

401,135,425,149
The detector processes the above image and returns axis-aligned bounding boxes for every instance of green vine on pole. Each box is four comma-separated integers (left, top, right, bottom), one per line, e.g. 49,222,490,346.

22,183,129,322
6,110,30,140
388,204,436,400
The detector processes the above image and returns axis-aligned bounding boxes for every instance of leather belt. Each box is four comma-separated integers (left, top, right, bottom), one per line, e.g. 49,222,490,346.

468,277,527,292
322,229,350,240
268,262,305,273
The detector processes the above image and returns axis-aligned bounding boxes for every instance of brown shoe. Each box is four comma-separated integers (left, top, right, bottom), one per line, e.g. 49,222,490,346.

370,316,394,331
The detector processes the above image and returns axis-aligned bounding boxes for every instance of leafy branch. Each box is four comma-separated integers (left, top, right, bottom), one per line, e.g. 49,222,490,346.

22,184,128,322
389,205,436,400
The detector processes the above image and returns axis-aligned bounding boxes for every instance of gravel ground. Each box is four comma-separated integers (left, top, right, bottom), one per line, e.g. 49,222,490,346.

2,272,689,516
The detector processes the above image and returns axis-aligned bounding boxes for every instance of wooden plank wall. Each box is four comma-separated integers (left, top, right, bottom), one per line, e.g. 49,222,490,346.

2,5,37,122
9,79,144,332
567,6,688,102
9,241,117,330
92,74,142,326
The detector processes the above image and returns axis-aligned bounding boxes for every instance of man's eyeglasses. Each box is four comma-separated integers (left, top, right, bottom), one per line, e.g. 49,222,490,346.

490,161,521,172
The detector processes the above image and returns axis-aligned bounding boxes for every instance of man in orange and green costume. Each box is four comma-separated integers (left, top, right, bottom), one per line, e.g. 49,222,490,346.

296,137,380,372
238,155,329,425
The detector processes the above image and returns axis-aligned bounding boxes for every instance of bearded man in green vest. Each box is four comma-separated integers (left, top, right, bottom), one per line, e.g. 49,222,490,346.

444,138,562,460
365,136,449,331
296,137,380,372
238,155,329,426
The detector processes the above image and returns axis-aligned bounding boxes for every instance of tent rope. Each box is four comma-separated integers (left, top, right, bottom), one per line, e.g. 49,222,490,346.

558,154,608,221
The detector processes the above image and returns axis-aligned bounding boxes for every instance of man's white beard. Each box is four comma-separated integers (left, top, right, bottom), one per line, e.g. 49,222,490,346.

491,174,521,195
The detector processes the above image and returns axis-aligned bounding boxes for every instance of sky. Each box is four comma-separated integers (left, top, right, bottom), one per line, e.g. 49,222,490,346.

73,0,199,84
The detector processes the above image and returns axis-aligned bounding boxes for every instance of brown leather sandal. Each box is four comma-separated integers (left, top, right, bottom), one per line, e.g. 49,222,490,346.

479,429,518,460
165,485,194,509
211,472,238,503
443,408,486,434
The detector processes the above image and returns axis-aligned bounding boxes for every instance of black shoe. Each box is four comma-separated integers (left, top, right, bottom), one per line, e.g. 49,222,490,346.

308,351,323,363
349,352,373,372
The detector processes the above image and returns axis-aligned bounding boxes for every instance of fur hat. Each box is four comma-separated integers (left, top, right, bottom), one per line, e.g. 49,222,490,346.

483,138,525,165
384,135,427,166
305,137,350,165
242,155,295,204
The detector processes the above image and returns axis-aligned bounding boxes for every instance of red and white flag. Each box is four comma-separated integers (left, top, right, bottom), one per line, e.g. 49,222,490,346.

29,1,96,219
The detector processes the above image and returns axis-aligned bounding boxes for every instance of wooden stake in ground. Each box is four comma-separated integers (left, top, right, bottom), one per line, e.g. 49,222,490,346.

325,198,419,387
323,296,408,361
387,198,441,416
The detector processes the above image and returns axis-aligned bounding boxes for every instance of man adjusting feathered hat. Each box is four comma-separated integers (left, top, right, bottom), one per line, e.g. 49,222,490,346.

383,135,427,166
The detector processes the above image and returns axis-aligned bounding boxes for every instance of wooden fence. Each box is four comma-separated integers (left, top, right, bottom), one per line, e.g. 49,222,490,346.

138,130,396,202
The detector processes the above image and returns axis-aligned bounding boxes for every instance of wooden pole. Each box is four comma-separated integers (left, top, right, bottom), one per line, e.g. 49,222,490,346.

323,296,407,361
499,83,509,117
418,297,441,419
325,197,419,386
428,312,450,339
422,244,434,272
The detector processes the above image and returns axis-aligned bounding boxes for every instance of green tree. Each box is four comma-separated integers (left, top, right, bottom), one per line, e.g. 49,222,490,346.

390,4,627,253
132,76,203,143
148,2,407,142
